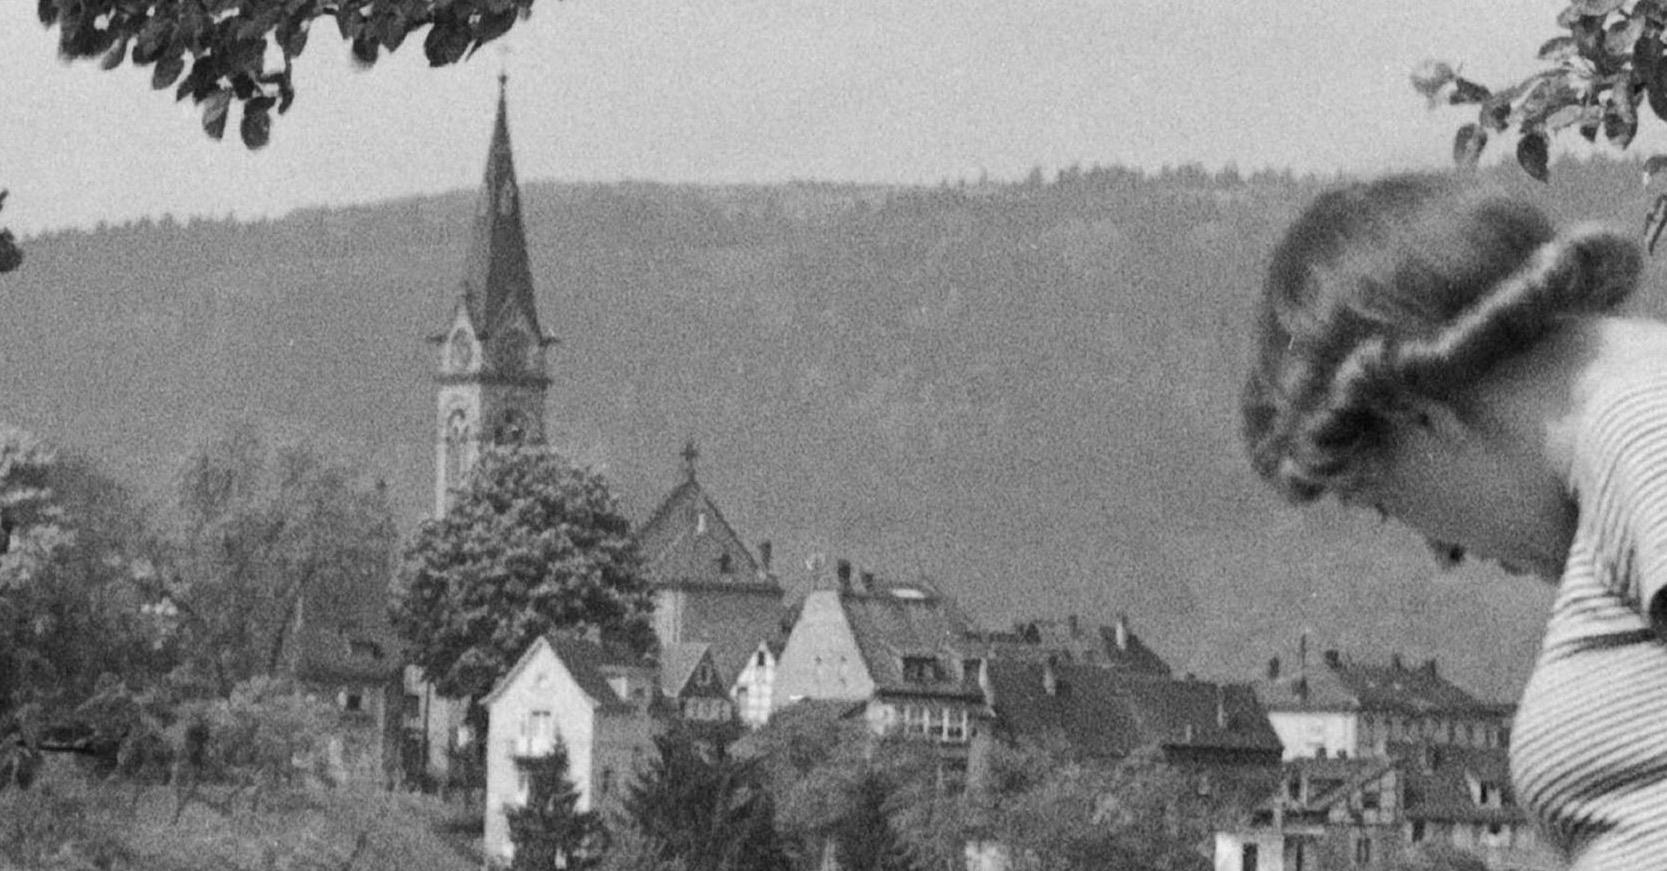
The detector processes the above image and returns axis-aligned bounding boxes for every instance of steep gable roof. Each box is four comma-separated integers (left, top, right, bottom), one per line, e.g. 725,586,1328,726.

659,641,715,697
483,633,651,713
636,468,773,592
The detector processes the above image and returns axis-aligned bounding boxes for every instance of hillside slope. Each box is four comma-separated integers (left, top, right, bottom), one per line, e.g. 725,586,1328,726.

6,162,1660,700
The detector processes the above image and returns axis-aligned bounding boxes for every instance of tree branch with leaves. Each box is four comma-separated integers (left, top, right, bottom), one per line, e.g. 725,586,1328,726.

1414,0,1667,250
38,0,540,150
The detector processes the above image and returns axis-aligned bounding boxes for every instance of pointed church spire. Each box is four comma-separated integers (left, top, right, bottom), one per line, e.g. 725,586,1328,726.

460,74,543,340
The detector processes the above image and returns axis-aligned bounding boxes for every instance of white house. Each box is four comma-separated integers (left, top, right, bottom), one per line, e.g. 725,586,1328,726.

480,634,660,864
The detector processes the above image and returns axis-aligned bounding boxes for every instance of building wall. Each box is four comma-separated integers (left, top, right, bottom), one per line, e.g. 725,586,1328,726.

1267,710,1357,760
732,645,775,728
773,590,875,708
1215,831,1285,871
483,642,599,863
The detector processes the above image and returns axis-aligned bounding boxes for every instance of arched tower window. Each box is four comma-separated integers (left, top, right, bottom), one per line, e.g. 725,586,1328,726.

492,326,532,374
444,408,470,495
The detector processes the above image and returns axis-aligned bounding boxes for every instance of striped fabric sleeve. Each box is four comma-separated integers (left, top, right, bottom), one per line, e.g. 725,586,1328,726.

1583,381,1667,630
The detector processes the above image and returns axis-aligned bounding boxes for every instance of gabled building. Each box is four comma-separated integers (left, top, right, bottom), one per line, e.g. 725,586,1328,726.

284,590,403,788
481,633,661,864
773,562,988,766
659,641,735,725
634,444,789,715
1254,648,1505,762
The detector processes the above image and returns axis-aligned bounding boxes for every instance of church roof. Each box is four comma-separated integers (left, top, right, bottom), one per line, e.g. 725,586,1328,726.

635,451,774,592
456,76,546,341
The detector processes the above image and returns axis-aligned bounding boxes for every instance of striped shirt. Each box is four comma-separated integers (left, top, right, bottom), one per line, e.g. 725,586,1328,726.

1512,375,1667,869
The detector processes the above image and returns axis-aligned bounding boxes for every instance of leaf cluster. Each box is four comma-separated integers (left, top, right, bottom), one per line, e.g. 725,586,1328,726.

1415,0,1667,183
38,0,537,149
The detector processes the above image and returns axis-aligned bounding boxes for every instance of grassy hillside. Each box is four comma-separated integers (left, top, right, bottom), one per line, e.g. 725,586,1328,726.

0,761,475,870
5,160,1661,701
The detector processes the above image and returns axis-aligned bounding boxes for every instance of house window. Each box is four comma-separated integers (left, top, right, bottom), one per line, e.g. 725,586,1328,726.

903,705,931,737
1354,837,1372,866
1361,787,1379,810
942,709,968,743
516,768,530,805
961,657,983,682
1411,820,1426,842
1242,843,1259,871
696,512,708,535
601,768,615,795
755,650,767,667
695,660,715,687
718,553,733,574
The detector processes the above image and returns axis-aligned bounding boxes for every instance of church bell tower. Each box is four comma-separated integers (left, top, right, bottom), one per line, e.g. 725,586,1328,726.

432,75,556,517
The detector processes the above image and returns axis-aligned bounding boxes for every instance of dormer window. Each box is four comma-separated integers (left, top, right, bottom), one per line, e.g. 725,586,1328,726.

695,660,716,687
902,656,943,683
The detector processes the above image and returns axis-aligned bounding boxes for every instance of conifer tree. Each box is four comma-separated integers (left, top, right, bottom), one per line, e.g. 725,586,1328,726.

507,740,605,871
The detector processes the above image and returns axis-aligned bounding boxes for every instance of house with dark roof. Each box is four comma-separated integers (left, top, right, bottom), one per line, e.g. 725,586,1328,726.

481,633,662,865
659,641,735,726
282,579,403,788
982,659,1282,770
972,613,1171,676
634,443,790,716
1253,647,1507,762
772,561,987,767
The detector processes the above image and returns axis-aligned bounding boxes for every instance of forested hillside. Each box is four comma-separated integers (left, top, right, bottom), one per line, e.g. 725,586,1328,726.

6,160,1660,700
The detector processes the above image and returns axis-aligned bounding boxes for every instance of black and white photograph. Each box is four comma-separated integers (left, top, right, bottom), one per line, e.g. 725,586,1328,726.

3,2,1667,869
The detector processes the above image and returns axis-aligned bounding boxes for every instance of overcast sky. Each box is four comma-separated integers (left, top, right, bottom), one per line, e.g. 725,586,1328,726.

0,1,1630,235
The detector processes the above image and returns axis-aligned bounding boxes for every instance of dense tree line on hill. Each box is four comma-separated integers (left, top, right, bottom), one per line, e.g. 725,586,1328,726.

6,162,1663,702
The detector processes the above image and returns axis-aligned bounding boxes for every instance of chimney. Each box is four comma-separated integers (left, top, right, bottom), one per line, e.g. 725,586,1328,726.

1323,649,1341,669
1113,613,1130,651
1295,676,1309,704
1267,656,1281,680
1042,655,1059,696
758,540,773,571
836,559,852,592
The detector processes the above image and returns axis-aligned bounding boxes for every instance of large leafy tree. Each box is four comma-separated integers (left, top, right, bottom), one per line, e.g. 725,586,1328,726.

507,738,606,871
0,425,167,714
37,0,536,150
166,424,397,695
391,444,654,704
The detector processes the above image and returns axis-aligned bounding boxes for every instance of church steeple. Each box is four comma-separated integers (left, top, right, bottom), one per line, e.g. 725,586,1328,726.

460,73,545,342
431,78,555,518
